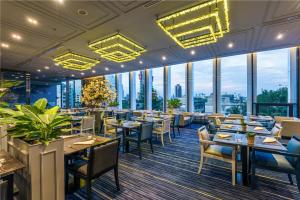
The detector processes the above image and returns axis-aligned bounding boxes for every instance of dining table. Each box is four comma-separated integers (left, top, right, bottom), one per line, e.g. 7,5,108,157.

222,119,263,127
213,132,286,186
0,150,25,200
220,124,270,135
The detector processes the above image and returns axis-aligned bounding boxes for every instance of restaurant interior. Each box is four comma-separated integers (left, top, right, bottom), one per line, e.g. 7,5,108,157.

0,0,300,199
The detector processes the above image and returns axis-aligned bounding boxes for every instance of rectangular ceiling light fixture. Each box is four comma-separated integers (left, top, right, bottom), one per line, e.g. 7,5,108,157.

53,52,100,71
88,34,146,63
157,0,230,48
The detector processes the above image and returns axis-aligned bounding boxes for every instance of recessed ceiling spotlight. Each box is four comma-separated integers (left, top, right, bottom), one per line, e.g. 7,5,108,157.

1,43,9,48
37,69,41,72
44,66,50,70
228,42,234,48
77,9,88,16
54,0,64,4
81,72,85,75
190,50,195,55
54,63,59,66
27,17,38,25
92,70,96,73
162,56,167,61
276,33,284,40
105,67,109,71
139,60,143,64
121,64,124,68
71,74,75,77
11,33,22,40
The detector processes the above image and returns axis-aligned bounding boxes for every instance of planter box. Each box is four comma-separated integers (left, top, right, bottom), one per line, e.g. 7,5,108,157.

0,125,7,151
8,138,64,200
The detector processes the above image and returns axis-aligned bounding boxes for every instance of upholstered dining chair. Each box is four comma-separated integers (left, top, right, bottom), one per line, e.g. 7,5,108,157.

197,126,237,185
66,139,120,200
153,118,172,146
103,117,122,138
73,115,95,135
270,124,282,139
124,122,154,159
251,136,300,192
171,114,180,137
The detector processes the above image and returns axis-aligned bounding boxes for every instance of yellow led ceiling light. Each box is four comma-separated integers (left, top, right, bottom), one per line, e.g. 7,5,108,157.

157,0,230,48
53,52,100,71
88,34,146,63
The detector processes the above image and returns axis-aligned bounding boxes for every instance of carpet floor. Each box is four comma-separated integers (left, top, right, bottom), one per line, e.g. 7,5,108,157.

67,126,300,200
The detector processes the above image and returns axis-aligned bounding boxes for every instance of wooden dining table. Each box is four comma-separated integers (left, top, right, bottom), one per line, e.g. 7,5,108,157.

222,119,263,127
220,124,270,135
213,132,286,186
0,150,24,200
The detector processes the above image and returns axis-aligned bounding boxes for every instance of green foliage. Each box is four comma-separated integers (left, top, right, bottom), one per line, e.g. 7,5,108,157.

0,98,71,145
0,80,23,108
246,132,256,138
109,101,119,107
167,98,182,109
152,88,163,111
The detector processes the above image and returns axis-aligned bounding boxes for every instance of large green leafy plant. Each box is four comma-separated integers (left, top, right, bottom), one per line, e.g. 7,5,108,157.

167,98,182,109
0,98,71,145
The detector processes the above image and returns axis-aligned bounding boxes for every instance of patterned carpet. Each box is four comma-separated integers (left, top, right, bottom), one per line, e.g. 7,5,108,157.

67,126,300,200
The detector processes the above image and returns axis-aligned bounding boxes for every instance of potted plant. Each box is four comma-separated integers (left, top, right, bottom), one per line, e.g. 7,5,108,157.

167,98,182,113
241,118,247,131
109,101,119,110
246,132,256,145
0,98,71,200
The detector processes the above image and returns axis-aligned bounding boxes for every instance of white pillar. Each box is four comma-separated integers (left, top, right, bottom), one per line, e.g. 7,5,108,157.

213,58,221,113
289,47,297,116
247,53,256,115
164,66,171,111
116,74,122,109
145,69,152,110
186,62,194,112
129,71,136,110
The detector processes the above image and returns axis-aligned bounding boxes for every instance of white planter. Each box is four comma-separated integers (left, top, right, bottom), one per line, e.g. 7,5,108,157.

0,125,7,151
8,138,65,200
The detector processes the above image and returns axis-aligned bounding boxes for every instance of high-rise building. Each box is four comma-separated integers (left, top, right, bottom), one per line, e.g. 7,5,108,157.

175,84,182,98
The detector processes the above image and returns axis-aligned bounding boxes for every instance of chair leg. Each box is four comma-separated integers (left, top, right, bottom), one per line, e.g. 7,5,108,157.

160,134,164,146
296,173,300,193
172,127,176,138
288,174,294,185
86,180,92,200
177,127,180,135
114,166,120,191
168,131,172,143
232,160,236,186
149,139,154,153
138,142,142,159
198,154,204,174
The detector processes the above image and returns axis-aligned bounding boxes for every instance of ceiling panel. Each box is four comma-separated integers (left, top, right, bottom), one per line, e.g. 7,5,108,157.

264,0,300,21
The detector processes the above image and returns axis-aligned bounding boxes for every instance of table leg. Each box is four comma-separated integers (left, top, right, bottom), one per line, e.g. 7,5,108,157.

241,146,249,186
3,173,14,200
125,129,130,153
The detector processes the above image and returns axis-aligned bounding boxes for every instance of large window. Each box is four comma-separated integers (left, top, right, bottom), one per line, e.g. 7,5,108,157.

152,67,164,111
121,72,129,109
256,48,290,116
105,74,116,90
193,59,213,113
135,70,145,110
220,54,247,115
170,64,186,111
60,80,82,108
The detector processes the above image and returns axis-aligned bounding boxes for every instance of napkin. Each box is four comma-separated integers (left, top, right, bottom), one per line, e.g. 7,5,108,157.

263,137,276,143
218,134,231,138
60,135,77,139
224,125,233,128
254,127,264,131
73,139,95,145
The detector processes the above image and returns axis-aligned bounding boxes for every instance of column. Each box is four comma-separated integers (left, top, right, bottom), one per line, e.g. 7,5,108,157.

163,66,171,112
129,71,136,110
213,58,221,113
289,47,298,116
186,62,194,112
25,73,31,105
247,53,256,115
145,69,152,110
116,74,122,109
65,80,70,109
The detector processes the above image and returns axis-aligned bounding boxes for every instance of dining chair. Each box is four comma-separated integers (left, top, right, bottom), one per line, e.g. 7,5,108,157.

124,122,154,159
171,114,180,137
251,136,300,192
103,117,122,138
270,124,282,139
66,139,120,200
197,126,237,185
73,115,95,135
153,118,172,146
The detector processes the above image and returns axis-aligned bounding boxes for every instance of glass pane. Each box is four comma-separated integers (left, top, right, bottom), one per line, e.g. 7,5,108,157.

193,59,213,113
121,72,129,109
152,67,164,111
105,74,116,90
170,64,186,111
221,54,247,115
256,48,289,116
60,80,81,108
136,70,145,110
31,80,59,107
74,80,82,108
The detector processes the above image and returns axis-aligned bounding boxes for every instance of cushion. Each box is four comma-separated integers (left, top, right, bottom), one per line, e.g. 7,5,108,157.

184,116,190,121
255,151,294,173
199,128,210,150
286,137,300,167
205,145,233,158
215,118,221,127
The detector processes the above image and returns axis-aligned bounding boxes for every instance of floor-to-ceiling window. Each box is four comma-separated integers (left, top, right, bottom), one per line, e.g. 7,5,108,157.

60,80,81,108
193,59,213,113
220,54,247,115
170,64,186,111
135,70,145,110
105,74,116,90
121,72,130,109
152,67,164,111
256,48,290,116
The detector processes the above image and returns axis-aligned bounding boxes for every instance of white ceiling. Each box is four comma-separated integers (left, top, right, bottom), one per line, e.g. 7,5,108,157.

1,0,300,81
